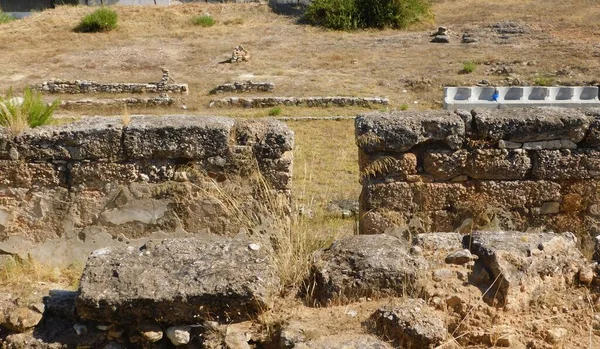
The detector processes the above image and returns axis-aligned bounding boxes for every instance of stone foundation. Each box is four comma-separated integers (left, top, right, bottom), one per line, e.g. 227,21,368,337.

209,96,389,108
357,108,600,251
0,115,293,265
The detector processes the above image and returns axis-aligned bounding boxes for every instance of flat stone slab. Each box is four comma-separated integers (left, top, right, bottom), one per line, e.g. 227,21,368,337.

76,235,280,325
464,231,585,308
356,111,465,152
309,235,428,305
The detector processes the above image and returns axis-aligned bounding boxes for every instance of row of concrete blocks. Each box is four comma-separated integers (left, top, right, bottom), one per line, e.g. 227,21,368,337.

443,86,600,110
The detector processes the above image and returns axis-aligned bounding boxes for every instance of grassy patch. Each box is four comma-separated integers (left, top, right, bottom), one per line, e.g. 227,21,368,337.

534,74,555,86
400,103,409,110
268,106,282,116
193,14,215,27
461,60,477,74
0,88,60,135
75,7,118,33
0,9,15,24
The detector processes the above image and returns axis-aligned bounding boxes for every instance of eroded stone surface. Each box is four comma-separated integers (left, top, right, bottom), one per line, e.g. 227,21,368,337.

76,236,280,324
309,235,428,305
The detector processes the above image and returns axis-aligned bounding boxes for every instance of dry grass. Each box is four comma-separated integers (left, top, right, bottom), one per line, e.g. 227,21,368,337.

0,1,597,116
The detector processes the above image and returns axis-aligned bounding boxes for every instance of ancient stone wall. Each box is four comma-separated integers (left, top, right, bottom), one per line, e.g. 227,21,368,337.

357,107,600,251
209,96,389,108
0,115,293,265
35,75,188,95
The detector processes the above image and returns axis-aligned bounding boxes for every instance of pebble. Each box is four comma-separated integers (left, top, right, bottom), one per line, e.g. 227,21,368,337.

166,325,191,346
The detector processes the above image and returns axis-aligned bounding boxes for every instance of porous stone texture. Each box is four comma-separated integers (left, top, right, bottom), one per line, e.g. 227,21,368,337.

370,299,447,348
465,231,585,308
76,235,279,325
308,234,428,305
0,115,293,265
358,108,600,252
61,95,176,108
209,96,389,108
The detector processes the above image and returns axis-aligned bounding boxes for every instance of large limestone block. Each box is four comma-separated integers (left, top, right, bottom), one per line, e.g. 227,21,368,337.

76,236,280,324
581,108,600,147
123,115,234,160
370,299,447,348
14,117,124,161
476,181,562,208
360,153,418,181
531,149,600,180
234,119,294,159
465,231,584,308
474,107,592,143
69,162,139,189
465,149,531,179
423,150,467,180
309,235,428,305
355,111,465,153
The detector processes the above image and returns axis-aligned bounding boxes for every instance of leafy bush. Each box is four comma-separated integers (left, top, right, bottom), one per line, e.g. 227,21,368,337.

461,61,477,74
193,14,215,27
0,88,60,135
268,106,282,117
75,7,118,33
0,9,15,24
305,0,432,30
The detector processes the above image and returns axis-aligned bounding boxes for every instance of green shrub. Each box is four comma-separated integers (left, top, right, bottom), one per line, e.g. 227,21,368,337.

0,88,60,135
534,75,555,86
268,106,282,117
305,0,432,30
75,7,118,33
461,61,477,74
193,14,215,27
0,9,15,24
399,103,409,110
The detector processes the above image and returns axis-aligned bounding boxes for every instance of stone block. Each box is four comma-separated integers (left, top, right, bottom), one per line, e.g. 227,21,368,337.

123,115,234,160
0,128,11,160
355,111,465,153
361,153,418,180
522,139,577,150
234,119,294,159
464,149,531,180
76,236,279,325
0,161,62,188
363,182,473,212
370,299,447,348
475,180,562,208
14,117,124,161
309,235,428,305
423,150,467,180
465,231,584,308
473,108,592,143
531,150,600,180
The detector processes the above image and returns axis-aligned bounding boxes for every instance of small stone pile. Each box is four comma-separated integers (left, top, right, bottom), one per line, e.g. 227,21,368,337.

231,45,250,63
431,26,450,43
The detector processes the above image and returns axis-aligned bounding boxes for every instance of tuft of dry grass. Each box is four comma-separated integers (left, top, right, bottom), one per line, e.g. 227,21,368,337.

0,256,83,294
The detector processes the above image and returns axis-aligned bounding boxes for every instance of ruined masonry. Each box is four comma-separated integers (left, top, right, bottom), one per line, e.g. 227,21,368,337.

0,115,293,265
357,107,600,252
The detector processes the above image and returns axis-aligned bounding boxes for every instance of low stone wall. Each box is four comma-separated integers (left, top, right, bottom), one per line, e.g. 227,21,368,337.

60,96,176,108
210,81,275,94
0,115,293,265
35,73,188,94
357,107,600,251
209,96,389,108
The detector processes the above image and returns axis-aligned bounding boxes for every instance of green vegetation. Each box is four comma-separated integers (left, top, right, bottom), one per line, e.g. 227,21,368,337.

534,75,555,86
75,7,118,33
400,103,409,110
304,0,433,30
193,14,215,27
268,106,282,117
0,88,60,135
461,60,477,74
0,9,15,24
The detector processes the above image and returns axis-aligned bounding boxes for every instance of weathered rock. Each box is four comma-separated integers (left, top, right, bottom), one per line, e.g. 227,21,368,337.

361,153,418,180
370,298,447,348
531,149,600,179
123,115,234,160
309,235,428,305
423,150,467,180
464,231,585,307
76,235,280,324
545,327,568,345
431,34,450,43
473,108,592,143
14,117,124,161
166,325,191,345
465,149,531,179
138,323,163,342
355,111,465,153
415,233,464,254
43,290,77,321
490,325,519,347
3,306,43,332
445,249,476,265
522,139,577,150
0,161,62,188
